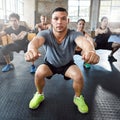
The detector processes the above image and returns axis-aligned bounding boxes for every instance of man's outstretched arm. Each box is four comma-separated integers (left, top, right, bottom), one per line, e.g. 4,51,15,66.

75,36,100,64
25,36,45,62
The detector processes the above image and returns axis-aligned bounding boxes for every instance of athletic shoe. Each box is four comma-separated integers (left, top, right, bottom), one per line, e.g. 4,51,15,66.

30,64,36,74
83,62,91,69
2,64,14,72
73,95,88,114
29,92,45,109
108,56,117,62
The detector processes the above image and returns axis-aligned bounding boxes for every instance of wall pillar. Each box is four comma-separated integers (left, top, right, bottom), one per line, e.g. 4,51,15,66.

90,0,100,30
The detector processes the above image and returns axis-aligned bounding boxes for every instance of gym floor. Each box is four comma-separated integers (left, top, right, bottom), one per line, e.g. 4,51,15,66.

0,47,120,120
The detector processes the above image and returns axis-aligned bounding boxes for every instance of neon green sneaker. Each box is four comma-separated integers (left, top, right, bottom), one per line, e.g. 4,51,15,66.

73,95,88,114
83,62,91,69
29,92,45,109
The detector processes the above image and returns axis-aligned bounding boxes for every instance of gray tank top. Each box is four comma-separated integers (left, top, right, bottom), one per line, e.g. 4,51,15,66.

37,29,83,67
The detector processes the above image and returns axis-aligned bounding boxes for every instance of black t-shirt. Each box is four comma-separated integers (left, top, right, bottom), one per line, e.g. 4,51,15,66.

4,25,27,35
4,25,28,45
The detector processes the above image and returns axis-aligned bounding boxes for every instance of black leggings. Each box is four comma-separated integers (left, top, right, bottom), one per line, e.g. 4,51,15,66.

1,39,29,55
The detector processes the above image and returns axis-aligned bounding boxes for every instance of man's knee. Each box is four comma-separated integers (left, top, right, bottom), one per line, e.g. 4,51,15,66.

35,64,52,79
70,71,83,82
75,74,83,82
35,68,44,78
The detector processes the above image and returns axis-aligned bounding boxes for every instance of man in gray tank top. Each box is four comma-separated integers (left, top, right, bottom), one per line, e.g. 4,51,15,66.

25,7,99,114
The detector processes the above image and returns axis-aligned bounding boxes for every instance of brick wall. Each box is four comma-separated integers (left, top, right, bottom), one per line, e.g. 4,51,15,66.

35,0,68,24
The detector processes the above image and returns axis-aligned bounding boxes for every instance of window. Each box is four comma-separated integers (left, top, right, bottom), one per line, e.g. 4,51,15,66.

68,0,91,22
6,0,16,19
0,0,24,22
0,0,4,19
18,0,24,20
100,0,120,22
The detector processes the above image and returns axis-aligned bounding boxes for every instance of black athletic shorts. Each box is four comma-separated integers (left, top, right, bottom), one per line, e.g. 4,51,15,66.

74,50,82,55
95,42,113,50
44,59,76,80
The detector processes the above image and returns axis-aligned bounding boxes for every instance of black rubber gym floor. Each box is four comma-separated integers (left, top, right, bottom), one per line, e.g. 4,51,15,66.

0,47,120,120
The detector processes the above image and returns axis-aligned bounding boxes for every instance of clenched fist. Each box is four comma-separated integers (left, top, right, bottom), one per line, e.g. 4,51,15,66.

25,49,41,62
82,51,100,64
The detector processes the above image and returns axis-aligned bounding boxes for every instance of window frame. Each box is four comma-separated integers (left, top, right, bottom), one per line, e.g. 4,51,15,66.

99,0,120,22
0,0,24,22
68,0,91,22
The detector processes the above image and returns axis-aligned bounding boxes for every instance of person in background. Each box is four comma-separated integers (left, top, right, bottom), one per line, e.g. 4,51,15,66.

94,16,120,62
25,7,99,114
32,15,51,72
35,15,51,33
75,18,95,69
0,13,36,73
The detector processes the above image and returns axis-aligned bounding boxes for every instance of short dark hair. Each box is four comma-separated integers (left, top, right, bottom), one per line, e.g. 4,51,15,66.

101,16,108,22
9,13,20,21
52,7,68,15
77,19,86,24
